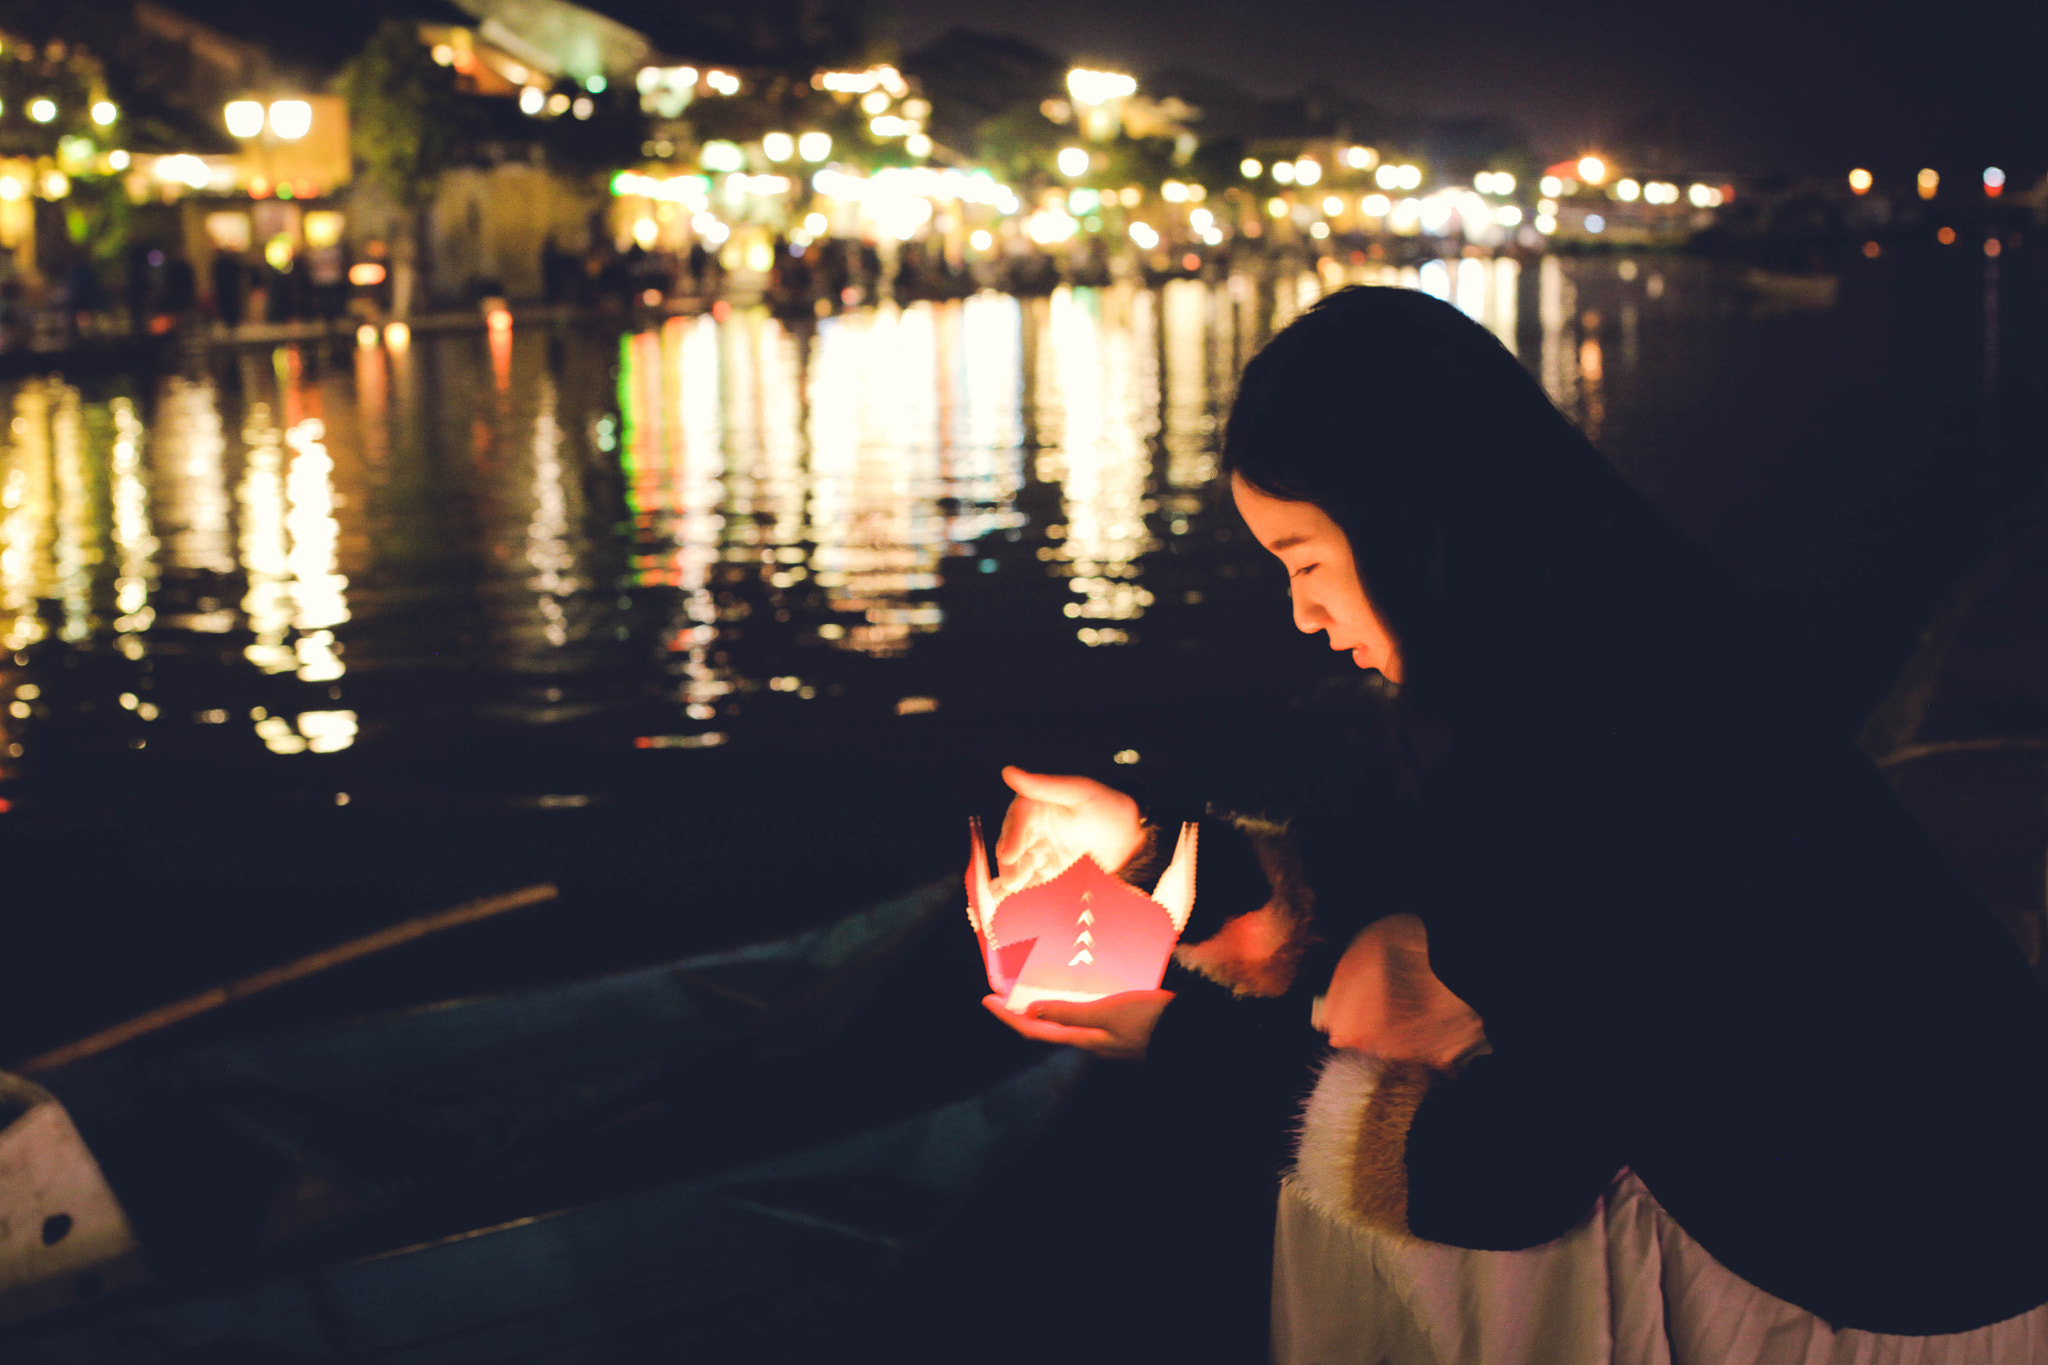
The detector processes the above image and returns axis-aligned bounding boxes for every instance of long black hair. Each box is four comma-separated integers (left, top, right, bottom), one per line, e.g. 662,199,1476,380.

1223,285,1769,743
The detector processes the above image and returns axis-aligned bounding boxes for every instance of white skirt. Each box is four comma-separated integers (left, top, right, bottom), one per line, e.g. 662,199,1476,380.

1273,1163,2048,1364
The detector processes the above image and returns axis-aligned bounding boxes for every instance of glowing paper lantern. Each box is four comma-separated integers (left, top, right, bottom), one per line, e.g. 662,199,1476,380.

966,818,1197,1015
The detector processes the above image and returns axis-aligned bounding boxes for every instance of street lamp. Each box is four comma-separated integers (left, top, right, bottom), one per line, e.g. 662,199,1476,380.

1057,146,1090,178
28,98,56,124
268,100,313,141
91,101,117,126
1066,69,1136,105
224,100,264,138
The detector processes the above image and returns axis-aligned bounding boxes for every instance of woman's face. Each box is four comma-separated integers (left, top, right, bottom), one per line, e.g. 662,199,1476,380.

1232,473,1404,683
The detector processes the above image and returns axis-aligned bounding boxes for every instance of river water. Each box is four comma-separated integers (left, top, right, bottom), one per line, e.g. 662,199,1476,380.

0,248,2032,1049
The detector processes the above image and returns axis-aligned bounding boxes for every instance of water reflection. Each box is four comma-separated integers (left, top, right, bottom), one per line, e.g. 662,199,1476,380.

808,302,950,658
153,377,235,589
1037,288,1157,644
1160,279,1218,507
0,383,57,653
525,376,577,651
1538,255,1601,436
109,399,155,645
617,297,1030,739
0,261,1802,786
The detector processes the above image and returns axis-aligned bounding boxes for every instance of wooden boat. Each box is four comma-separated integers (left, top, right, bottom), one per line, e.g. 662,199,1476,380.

2,881,953,1322
52,880,949,1174
0,1048,1087,1361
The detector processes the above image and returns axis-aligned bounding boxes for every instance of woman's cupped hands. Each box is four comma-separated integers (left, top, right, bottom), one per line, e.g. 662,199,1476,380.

982,767,1171,1060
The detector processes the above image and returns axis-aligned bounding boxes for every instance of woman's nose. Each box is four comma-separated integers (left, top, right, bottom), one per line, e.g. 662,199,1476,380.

1290,590,1326,635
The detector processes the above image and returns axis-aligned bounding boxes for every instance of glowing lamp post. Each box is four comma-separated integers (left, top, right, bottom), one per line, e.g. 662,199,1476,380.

224,100,264,139
225,99,313,198
268,100,313,141
967,819,1197,1015
1065,68,1134,142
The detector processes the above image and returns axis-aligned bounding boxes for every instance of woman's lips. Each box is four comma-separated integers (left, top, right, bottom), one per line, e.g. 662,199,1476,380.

1326,636,1377,670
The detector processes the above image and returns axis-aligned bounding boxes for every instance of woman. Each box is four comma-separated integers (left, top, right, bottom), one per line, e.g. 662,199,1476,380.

988,286,2048,1360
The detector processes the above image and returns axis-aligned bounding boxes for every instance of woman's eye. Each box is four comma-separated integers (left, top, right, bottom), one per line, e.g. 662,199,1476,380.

1289,563,1317,580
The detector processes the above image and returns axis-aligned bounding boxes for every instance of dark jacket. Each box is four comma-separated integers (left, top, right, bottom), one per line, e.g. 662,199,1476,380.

1156,710,2048,1336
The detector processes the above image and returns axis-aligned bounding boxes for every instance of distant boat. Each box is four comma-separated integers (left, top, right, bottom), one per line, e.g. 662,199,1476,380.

3,882,957,1328
1736,267,1840,310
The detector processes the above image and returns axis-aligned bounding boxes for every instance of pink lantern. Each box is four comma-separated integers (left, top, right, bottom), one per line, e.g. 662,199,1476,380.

966,818,1198,1014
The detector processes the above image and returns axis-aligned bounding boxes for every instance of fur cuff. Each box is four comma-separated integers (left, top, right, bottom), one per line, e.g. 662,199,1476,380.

1292,1049,1433,1238
1172,814,1317,997
1175,904,1303,998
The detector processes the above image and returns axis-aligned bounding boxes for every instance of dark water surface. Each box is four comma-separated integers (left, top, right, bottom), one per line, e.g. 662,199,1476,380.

0,248,2036,1054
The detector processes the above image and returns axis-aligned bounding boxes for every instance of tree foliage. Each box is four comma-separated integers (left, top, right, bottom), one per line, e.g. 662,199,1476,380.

337,19,462,210
0,28,112,160
973,105,1065,188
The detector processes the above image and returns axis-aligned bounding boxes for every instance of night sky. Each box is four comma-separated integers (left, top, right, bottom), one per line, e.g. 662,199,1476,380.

894,0,2048,179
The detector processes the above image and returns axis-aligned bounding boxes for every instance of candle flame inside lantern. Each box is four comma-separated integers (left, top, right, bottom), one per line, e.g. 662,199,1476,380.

966,818,1197,1014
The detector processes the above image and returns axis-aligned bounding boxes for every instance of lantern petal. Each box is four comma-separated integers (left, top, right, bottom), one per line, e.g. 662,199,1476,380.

992,936,1037,994
966,817,1000,941
1150,822,1200,934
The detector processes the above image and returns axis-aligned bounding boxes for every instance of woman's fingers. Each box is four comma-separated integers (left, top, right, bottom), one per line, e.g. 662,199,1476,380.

995,803,1077,884
1000,767,1103,807
1027,998,1120,1028
993,796,1045,863
981,996,1113,1049
997,841,1068,895
1026,990,1174,1060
